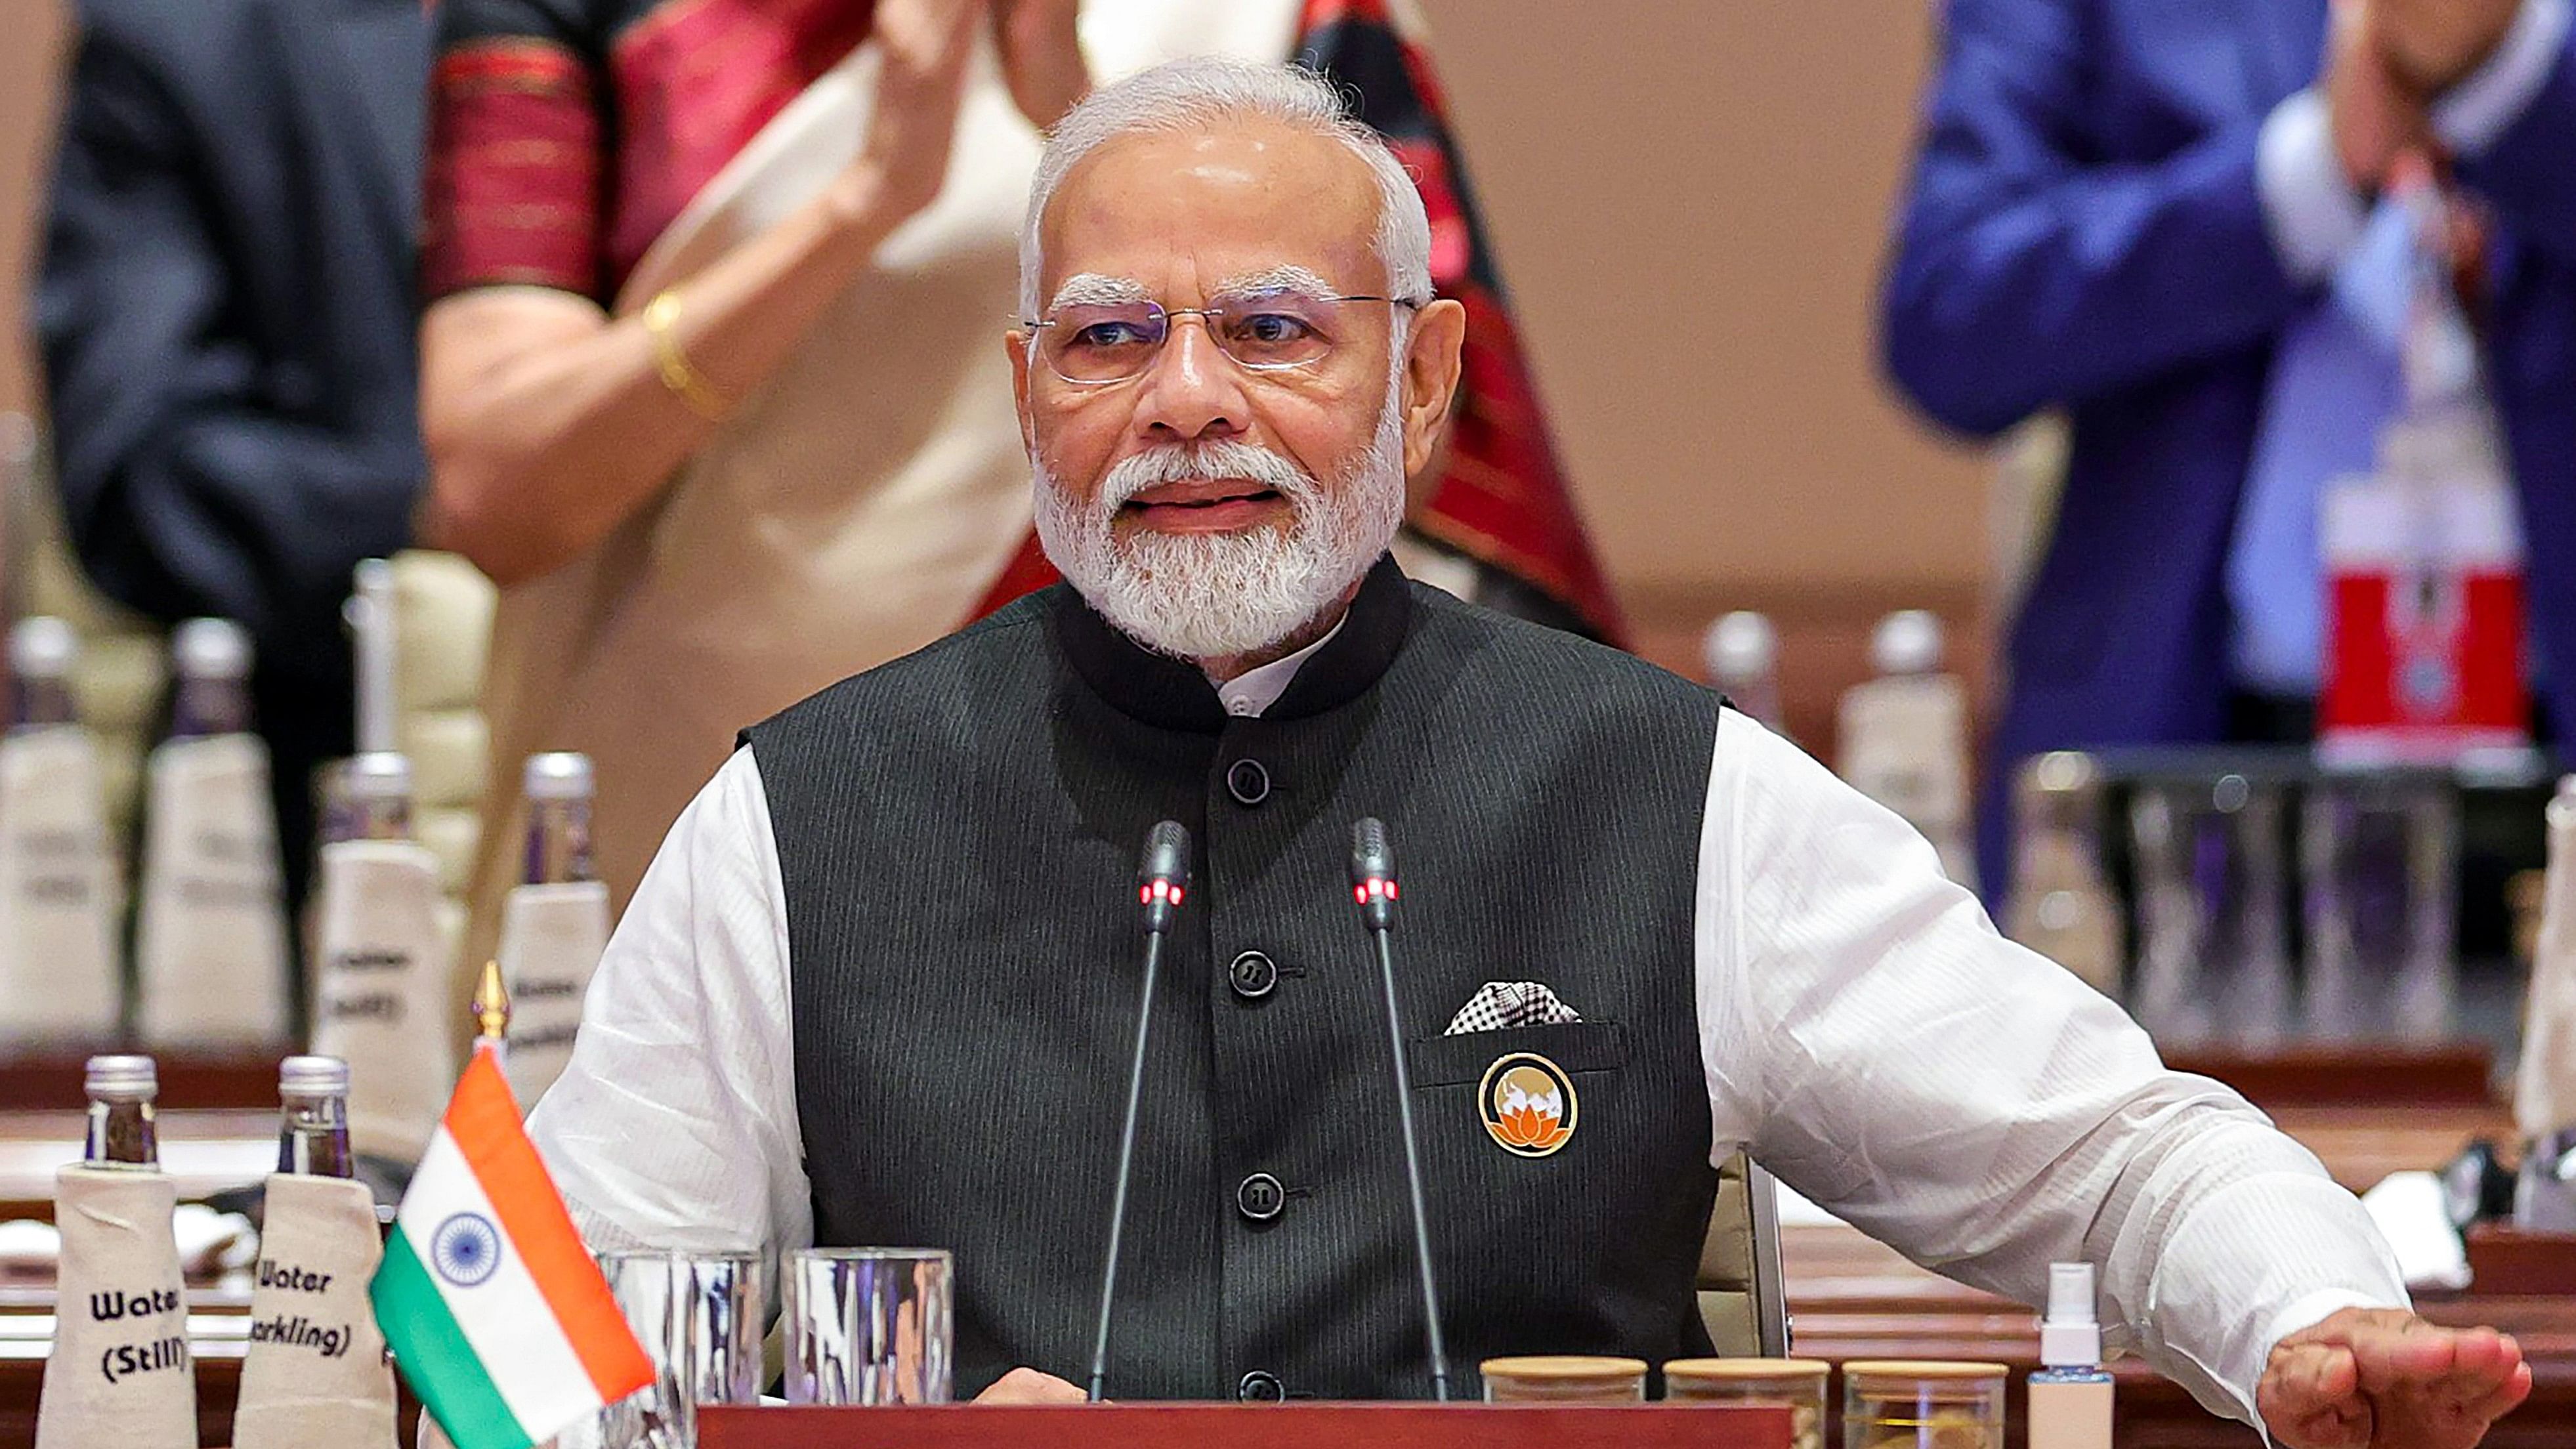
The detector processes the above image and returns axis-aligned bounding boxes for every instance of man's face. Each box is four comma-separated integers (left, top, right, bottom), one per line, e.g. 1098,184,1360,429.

1010,121,1465,662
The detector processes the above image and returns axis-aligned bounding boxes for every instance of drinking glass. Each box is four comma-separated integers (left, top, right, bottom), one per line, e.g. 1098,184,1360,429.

2128,772,2293,1046
2303,771,2459,1041
785,1247,954,1404
567,1250,765,1449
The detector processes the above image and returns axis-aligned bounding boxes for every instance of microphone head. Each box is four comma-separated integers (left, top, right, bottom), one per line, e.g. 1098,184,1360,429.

1139,820,1190,889
1137,820,1190,929
1349,817,1395,886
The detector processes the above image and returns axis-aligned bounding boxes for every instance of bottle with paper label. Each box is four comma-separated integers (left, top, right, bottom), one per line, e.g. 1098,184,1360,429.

500,752,611,1107
37,1055,196,1448
135,619,290,1045
0,618,119,1041
1838,610,1977,890
2516,777,2576,1228
1703,611,1786,736
2319,173,2527,765
2002,753,2122,997
311,751,455,1167
232,1055,397,1449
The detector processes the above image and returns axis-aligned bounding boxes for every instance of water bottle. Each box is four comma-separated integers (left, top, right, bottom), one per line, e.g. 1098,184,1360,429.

341,751,414,843
274,1055,354,1180
522,752,597,885
83,1054,159,1169
1702,612,1784,735
11,616,77,729
170,618,253,738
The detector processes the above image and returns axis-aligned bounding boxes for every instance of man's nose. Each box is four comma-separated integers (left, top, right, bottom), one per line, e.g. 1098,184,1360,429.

1135,315,1250,442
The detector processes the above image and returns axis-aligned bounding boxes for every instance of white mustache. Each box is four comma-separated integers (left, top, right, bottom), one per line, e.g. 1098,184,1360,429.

1098,439,1322,514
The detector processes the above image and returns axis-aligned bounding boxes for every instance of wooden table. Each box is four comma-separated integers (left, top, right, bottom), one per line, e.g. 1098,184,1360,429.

0,1047,2563,1446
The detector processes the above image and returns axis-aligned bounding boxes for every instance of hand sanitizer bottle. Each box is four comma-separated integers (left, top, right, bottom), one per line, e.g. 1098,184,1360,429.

2029,1261,2113,1449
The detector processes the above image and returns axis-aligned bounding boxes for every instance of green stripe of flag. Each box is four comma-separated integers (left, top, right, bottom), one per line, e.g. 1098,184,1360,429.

373,1230,534,1449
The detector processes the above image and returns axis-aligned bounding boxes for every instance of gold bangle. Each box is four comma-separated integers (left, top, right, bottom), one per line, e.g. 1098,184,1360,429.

641,288,734,422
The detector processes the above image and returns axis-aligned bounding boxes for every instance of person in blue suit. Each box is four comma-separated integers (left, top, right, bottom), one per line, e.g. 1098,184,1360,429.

38,0,428,914
1882,0,2576,900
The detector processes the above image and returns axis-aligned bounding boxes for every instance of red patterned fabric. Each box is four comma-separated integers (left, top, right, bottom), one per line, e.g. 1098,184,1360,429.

424,0,877,303
421,40,605,298
602,0,878,289
975,0,1622,642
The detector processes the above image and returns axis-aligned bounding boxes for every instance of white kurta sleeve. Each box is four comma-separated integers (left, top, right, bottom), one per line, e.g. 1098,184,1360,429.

526,747,810,1260
1693,712,2407,1429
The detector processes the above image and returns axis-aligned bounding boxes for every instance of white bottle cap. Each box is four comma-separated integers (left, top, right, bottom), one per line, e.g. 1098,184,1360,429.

2040,1260,2102,1366
344,750,413,803
279,1055,350,1098
85,1054,158,1102
1702,612,1778,684
9,616,77,679
173,617,253,679
524,751,595,802
1870,609,1944,676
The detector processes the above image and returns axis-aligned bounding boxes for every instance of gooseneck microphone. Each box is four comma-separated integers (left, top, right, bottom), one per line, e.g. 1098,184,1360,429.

1088,820,1190,1401
1348,817,1452,1402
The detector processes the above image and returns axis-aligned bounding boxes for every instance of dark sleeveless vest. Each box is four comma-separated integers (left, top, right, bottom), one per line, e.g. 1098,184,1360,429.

743,557,1724,1400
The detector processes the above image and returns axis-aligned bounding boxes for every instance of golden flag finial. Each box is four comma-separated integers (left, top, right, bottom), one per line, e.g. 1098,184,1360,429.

473,960,511,1044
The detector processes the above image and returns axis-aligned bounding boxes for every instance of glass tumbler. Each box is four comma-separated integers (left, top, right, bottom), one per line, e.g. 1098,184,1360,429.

1664,1358,1827,1449
1479,1355,1647,1403
2302,770,2459,1041
2128,772,2293,1046
568,1250,764,1449
1842,1360,2007,1449
786,1247,954,1404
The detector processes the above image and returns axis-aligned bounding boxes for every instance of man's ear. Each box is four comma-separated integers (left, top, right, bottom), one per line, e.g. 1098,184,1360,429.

1399,298,1467,482
1006,327,1034,432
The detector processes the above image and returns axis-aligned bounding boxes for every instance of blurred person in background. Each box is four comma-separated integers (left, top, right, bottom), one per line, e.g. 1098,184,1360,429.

421,0,1615,967
1883,0,2576,898
39,0,429,914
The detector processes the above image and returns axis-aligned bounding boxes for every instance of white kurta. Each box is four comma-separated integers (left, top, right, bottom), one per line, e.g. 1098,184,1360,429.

529,672,2406,1433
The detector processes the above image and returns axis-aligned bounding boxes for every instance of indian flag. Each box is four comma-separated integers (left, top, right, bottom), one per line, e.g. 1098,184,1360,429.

371,1045,653,1449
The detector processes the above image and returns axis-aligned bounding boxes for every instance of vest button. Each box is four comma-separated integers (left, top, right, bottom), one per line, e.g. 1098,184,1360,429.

1238,1370,1286,1402
1225,758,1271,806
1236,1171,1286,1223
1227,950,1278,1000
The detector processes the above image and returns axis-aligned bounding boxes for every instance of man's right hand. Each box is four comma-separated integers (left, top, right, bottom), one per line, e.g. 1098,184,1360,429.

2326,0,2434,193
843,0,983,224
974,1367,1090,1403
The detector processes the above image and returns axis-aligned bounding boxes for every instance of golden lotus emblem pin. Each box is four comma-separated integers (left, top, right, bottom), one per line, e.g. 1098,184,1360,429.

1478,1052,1577,1158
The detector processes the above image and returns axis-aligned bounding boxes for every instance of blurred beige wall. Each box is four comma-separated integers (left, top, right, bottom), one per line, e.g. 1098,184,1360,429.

0,0,67,419
1420,1,1991,737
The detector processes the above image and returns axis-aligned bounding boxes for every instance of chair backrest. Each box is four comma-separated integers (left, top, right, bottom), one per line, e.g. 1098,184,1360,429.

1698,1152,1791,1356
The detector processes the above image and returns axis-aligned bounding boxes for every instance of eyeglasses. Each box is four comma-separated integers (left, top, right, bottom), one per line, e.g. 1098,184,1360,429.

1024,290,1422,385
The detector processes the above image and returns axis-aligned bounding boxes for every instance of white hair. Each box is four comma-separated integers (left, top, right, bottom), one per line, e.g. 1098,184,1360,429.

1019,56,1435,320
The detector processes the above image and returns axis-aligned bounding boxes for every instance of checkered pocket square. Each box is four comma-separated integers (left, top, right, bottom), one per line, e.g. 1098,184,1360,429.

1443,980,1582,1035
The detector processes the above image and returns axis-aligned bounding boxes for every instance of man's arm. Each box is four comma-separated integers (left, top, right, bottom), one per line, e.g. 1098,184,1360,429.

1695,713,2407,1428
2412,0,2576,268
525,749,810,1257
36,20,415,669
1881,0,2383,436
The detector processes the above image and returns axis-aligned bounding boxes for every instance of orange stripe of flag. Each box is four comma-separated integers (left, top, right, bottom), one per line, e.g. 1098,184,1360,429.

442,1045,654,1399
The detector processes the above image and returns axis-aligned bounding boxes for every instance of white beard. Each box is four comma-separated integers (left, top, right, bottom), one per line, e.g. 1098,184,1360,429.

1033,374,1408,662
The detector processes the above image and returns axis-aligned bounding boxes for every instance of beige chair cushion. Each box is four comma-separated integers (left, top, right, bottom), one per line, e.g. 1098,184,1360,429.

391,551,494,714
1698,1152,1765,1354
400,707,488,812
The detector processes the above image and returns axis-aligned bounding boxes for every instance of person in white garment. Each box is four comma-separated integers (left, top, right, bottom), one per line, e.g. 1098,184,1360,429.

528,58,2533,1441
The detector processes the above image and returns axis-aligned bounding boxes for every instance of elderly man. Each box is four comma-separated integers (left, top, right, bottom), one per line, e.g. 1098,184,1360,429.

530,57,2529,1440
